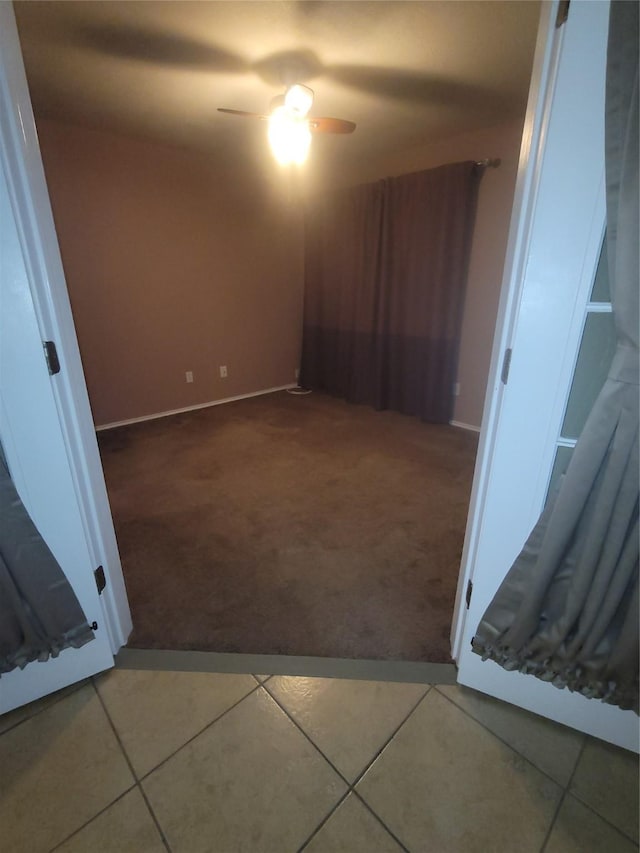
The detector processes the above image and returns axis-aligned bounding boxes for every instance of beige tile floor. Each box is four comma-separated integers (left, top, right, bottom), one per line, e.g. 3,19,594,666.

0,670,637,853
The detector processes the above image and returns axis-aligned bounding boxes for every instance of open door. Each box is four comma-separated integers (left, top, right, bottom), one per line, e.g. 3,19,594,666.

452,0,638,752
0,5,132,714
0,158,114,712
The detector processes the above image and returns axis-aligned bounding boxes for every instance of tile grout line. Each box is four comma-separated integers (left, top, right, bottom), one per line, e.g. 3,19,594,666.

262,679,432,790
296,788,352,853
48,785,139,853
49,676,270,853
433,686,580,792
264,680,432,790
538,791,567,853
538,736,587,853
0,678,90,739
345,687,434,853
295,787,412,853
351,790,411,853
348,685,433,790
567,795,640,847
557,736,640,848
266,682,432,853
134,783,173,853
44,680,160,853
92,678,173,853
259,681,354,787
435,690,640,849
133,679,265,783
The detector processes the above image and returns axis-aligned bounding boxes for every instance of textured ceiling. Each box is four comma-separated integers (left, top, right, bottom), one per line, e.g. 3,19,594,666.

14,1,540,187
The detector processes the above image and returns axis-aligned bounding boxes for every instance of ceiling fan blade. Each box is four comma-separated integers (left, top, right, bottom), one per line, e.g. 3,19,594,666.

327,64,495,108
217,109,269,121
72,23,247,73
309,117,356,134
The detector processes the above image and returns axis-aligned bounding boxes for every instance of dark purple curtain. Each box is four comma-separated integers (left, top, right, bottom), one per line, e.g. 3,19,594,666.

301,181,384,405
301,162,481,422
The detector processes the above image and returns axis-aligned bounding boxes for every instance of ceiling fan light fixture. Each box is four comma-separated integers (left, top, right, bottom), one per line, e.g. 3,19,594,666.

268,106,311,166
283,83,314,117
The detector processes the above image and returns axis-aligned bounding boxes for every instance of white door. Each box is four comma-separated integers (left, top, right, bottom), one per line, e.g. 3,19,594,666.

0,5,131,714
452,0,638,752
0,159,114,713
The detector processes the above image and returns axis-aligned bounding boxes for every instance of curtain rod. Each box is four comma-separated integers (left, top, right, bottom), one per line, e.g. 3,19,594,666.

476,158,501,168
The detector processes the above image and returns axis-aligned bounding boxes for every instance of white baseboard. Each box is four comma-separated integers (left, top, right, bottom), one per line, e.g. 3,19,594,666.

450,419,481,433
96,384,297,431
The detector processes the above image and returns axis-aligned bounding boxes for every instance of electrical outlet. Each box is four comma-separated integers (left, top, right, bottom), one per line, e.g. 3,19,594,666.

453,382,461,396
185,371,194,383
219,365,228,378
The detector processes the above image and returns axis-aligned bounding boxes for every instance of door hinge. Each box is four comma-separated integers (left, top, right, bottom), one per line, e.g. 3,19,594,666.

465,579,473,609
501,347,512,385
43,340,61,375
94,565,106,595
556,0,570,28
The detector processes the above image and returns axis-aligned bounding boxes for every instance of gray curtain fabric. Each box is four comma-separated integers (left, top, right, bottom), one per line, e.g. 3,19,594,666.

301,162,481,422
0,445,94,675
472,0,639,713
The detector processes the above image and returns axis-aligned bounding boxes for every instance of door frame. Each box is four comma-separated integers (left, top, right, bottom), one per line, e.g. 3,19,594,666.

2,1,579,669
0,5,131,653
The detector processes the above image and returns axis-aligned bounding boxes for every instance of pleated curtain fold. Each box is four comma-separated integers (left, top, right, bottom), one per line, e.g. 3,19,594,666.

472,0,639,713
0,447,94,675
301,161,481,423
301,180,385,407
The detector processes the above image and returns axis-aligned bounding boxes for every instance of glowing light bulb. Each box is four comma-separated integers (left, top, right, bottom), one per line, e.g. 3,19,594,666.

284,84,314,117
268,106,311,166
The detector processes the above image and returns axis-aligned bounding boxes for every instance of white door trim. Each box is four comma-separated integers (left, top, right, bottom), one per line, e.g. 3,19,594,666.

450,0,564,658
0,5,132,652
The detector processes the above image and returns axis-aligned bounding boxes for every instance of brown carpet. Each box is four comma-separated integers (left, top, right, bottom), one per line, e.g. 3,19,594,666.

98,391,477,662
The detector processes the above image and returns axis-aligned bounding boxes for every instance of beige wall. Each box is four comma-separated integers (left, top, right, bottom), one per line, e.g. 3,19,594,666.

37,119,304,427
39,116,521,430
341,118,524,427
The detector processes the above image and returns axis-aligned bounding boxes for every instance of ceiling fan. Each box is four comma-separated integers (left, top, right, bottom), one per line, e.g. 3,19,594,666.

218,84,356,165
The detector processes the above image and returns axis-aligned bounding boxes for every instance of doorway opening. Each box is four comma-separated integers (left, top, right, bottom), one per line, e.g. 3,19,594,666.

12,0,540,668
97,390,478,662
